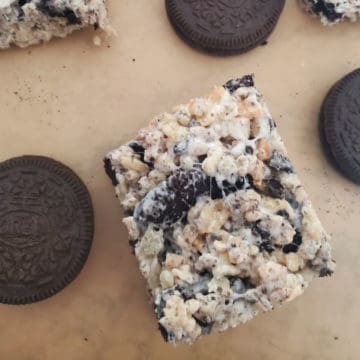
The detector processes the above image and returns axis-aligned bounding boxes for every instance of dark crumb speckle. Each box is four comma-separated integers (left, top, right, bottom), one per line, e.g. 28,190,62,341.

319,268,334,278
128,142,153,168
293,231,302,246
312,0,343,22
277,209,289,219
267,150,294,173
261,40,268,46
37,0,81,25
104,158,118,186
283,243,298,254
263,178,285,199
223,75,254,94
334,336,339,341
193,316,214,335
198,155,207,163
84,337,88,342
132,58,136,62
158,324,169,342
282,231,302,254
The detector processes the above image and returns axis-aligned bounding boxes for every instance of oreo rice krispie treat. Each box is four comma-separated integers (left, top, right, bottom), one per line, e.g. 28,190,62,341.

0,0,109,49
299,0,360,25
104,75,335,344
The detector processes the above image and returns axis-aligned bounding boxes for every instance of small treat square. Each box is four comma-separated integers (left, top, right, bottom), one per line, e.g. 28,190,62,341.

105,75,335,344
0,0,109,49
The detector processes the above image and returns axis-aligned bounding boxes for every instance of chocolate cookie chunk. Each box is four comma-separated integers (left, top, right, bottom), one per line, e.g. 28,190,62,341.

132,167,254,228
320,69,360,184
0,156,94,305
165,0,285,55
134,167,210,227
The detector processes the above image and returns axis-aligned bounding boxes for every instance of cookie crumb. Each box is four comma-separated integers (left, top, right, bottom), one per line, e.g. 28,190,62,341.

93,35,102,46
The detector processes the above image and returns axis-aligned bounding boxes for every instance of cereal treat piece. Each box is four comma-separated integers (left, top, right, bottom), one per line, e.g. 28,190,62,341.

104,75,335,345
299,0,360,25
0,0,109,49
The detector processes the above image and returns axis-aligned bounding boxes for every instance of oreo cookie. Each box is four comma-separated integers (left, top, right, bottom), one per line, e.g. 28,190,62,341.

0,156,94,305
165,0,285,55
320,69,360,184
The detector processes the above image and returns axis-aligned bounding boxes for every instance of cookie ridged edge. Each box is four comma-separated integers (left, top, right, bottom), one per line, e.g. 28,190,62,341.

321,69,360,184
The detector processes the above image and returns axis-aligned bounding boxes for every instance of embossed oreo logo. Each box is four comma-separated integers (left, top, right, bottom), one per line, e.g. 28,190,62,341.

183,0,272,33
218,0,267,8
0,211,51,248
0,169,77,284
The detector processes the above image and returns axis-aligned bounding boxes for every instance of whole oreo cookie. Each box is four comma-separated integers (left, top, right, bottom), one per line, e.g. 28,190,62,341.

165,0,285,55
320,69,360,184
0,156,94,304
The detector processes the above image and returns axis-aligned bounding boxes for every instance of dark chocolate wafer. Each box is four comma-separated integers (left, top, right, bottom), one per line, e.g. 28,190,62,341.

0,156,94,304
320,69,360,184
165,0,285,55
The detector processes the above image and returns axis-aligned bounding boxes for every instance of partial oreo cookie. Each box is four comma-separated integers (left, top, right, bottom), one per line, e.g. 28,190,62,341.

321,69,360,184
0,156,94,304
165,0,285,55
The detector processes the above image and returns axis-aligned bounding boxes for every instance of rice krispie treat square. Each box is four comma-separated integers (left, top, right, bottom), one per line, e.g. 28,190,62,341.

104,75,335,344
